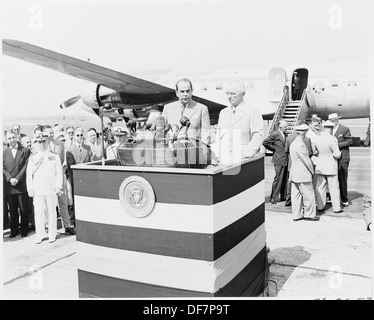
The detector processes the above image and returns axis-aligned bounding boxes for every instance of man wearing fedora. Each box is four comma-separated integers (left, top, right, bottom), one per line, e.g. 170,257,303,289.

328,113,352,207
313,120,342,213
289,124,318,221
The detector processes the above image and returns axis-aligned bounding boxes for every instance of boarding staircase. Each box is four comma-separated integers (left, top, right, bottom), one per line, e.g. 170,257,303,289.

262,87,309,155
266,86,309,137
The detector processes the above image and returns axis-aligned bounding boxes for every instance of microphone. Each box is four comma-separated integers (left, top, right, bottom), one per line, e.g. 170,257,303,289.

169,124,180,141
164,123,171,133
180,116,190,128
126,119,137,135
143,123,153,130
155,115,166,143
155,115,166,132
178,117,190,140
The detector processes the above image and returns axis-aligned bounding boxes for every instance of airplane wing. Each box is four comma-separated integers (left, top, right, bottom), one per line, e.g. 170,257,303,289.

2,39,226,124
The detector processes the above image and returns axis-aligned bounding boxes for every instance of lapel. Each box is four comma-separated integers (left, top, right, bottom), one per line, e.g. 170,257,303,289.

5,148,15,172
81,144,88,161
182,101,198,120
219,107,248,139
334,124,342,137
8,143,22,173
278,130,285,143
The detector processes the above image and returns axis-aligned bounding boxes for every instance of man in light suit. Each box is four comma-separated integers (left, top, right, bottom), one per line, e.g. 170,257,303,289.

284,120,313,207
262,119,288,204
26,133,63,244
313,120,342,213
289,124,318,221
3,130,31,238
211,81,263,165
162,78,211,145
329,113,352,207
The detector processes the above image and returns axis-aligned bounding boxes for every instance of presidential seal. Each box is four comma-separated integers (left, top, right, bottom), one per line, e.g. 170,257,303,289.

119,176,155,218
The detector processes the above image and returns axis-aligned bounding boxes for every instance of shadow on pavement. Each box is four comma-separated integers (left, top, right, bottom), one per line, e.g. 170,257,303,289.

267,246,311,297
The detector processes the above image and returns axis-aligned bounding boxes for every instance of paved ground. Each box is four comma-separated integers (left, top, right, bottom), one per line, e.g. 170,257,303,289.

2,147,372,300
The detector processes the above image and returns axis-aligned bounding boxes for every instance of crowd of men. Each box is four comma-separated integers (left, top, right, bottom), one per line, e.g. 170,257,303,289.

3,78,370,245
3,122,122,243
262,112,356,222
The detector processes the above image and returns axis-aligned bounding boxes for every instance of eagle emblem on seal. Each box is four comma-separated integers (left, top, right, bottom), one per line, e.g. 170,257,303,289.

129,186,146,207
119,176,155,218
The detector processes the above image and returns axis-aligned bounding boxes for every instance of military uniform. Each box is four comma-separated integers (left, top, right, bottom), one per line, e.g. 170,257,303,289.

26,147,63,243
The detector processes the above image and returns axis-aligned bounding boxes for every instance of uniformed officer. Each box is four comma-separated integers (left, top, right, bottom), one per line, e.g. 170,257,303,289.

26,133,63,244
106,128,128,160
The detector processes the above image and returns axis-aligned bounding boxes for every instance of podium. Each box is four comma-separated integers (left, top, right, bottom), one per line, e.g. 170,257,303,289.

72,155,266,298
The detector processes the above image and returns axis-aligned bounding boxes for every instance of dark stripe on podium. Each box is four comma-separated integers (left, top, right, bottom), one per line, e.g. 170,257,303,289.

78,247,266,298
76,204,264,261
213,156,264,203
72,158,263,205
73,170,213,205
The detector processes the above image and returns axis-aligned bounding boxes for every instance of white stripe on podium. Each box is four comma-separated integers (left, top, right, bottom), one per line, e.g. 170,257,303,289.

75,180,264,234
77,224,265,293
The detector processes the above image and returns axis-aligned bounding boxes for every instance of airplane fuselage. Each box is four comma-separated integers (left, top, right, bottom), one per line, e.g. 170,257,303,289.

155,64,370,121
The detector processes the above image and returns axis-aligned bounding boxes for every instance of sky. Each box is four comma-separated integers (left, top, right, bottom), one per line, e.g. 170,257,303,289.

1,0,372,117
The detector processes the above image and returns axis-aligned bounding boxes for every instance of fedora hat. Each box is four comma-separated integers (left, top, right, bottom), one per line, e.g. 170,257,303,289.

323,120,335,127
328,113,341,121
295,124,309,131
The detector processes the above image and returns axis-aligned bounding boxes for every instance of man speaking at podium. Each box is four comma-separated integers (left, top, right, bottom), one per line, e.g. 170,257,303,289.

212,81,264,165
162,78,211,145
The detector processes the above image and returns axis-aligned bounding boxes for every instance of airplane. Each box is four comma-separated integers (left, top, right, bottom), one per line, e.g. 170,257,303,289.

2,39,370,135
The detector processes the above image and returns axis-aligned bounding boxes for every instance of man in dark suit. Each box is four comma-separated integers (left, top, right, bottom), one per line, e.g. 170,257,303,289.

65,127,93,225
329,113,352,207
3,130,31,238
292,72,302,100
263,120,288,204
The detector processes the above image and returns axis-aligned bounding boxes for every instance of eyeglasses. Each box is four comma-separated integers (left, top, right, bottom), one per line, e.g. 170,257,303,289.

61,139,66,142
37,140,47,144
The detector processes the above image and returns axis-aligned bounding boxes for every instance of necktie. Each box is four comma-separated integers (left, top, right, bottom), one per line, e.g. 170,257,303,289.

181,104,186,117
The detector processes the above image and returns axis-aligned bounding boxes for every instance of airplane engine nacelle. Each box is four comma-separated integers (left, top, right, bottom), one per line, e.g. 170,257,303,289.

81,84,118,110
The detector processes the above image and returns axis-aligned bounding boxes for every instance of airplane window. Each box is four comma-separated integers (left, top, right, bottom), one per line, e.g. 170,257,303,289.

201,83,208,91
331,80,339,88
216,83,223,90
247,82,255,91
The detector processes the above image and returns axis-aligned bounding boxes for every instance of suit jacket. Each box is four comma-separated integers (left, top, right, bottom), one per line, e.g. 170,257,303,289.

314,131,341,175
65,143,93,179
211,101,263,164
262,129,288,166
162,100,211,144
3,142,30,195
334,124,352,163
289,137,314,183
285,132,313,171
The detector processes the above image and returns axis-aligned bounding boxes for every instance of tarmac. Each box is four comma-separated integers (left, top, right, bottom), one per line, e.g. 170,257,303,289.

2,146,373,300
